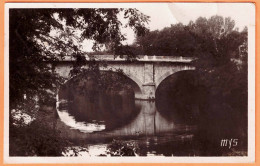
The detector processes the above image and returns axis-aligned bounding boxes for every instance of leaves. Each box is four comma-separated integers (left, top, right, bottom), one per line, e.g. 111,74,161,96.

10,119,69,156
107,139,139,156
9,8,149,156
10,8,149,110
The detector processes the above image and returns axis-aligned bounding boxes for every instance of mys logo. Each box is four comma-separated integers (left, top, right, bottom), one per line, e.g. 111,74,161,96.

220,139,238,149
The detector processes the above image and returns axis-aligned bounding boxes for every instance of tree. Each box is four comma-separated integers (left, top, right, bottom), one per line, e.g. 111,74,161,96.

9,8,149,111
134,15,240,58
134,23,198,56
188,16,248,155
9,8,149,156
135,15,248,155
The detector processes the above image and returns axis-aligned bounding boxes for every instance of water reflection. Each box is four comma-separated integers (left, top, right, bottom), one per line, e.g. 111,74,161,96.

57,73,198,156
57,110,105,133
109,101,175,136
57,86,141,132
57,99,180,135
57,93,197,147
58,98,197,156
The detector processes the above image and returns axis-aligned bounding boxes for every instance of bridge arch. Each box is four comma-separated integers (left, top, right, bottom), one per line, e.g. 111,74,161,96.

99,68,143,94
58,70,143,100
122,73,143,98
155,66,195,88
155,70,200,124
155,69,197,102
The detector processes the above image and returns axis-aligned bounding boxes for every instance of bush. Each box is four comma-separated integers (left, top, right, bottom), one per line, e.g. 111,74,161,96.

107,139,139,156
9,117,68,156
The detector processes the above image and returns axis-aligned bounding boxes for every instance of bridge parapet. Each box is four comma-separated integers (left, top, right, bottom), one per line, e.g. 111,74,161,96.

58,55,195,63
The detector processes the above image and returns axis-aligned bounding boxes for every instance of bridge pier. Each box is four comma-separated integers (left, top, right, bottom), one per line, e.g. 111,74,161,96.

135,63,156,100
136,83,156,100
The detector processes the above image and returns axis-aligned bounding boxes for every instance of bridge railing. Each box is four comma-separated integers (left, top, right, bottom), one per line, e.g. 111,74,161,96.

58,55,195,63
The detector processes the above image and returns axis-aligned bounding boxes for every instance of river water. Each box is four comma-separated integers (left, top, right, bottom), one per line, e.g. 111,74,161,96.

56,74,199,156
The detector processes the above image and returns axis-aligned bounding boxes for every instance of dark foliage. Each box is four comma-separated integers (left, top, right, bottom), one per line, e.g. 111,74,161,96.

107,139,139,156
149,16,248,155
10,120,67,156
9,8,149,156
9,8,149,110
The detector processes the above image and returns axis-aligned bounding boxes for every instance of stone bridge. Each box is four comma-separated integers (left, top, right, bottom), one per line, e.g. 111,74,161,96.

53,55,195,100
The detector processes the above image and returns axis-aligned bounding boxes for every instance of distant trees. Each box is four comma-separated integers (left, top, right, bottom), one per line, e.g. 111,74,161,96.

134,16,245,57
135,23,195,56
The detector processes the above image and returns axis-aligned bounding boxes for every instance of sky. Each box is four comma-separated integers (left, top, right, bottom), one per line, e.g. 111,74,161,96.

46,2,254,52
121,3,255,45
8,2,255,52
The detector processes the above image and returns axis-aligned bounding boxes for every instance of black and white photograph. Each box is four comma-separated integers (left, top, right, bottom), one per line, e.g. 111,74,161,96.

4,2,255,163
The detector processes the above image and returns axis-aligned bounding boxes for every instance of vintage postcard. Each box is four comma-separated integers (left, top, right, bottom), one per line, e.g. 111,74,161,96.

3,2,255,163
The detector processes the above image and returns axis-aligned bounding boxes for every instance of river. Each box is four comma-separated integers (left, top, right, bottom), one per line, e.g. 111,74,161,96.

56,73,198,156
